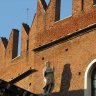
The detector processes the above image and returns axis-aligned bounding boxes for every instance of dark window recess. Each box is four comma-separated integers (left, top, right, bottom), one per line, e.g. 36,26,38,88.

93,0,96,5
91,68,96,96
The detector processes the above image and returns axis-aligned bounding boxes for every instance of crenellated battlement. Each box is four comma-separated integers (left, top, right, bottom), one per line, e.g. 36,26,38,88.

0,0,96,64
29,0,96,49
21,23,30,55
0,1,96,94
1,37,8,48
0,29,19,68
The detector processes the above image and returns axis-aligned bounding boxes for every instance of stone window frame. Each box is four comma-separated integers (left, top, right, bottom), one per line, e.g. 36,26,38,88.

84,59,96,96
91,67,96,96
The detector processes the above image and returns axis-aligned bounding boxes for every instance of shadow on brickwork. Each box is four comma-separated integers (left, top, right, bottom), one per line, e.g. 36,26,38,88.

51,64,84,96
60,64,72,93
0,69,38,96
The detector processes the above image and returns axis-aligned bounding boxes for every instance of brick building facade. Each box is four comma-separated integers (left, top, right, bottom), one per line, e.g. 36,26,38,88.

0,0,96,96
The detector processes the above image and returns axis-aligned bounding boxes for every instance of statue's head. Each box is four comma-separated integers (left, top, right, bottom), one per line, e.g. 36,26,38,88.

45,61,50,68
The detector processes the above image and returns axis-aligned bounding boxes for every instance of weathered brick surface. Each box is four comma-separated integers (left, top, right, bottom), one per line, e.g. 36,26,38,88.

5,29,19,64
72,0,83,16
31,30,96,95
0,0,96,96
21,23,30,55
0,38,7,69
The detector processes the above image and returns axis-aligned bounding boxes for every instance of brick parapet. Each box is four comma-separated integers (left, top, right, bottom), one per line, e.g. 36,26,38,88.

21,23,30,55
5,29,19,66
32,8,96,49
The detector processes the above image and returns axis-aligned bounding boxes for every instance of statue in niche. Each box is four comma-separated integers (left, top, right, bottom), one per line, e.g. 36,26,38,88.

43,61,55,96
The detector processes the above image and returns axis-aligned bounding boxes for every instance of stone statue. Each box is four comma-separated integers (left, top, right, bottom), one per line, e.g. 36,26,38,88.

43,61,54,96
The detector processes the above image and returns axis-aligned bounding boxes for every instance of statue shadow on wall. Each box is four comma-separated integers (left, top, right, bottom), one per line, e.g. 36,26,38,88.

51,64,84,96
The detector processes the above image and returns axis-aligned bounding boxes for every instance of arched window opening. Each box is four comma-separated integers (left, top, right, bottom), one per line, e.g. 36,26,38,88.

91,67,96,96
84,60,96,96
60,0,72,20
93,0,96,5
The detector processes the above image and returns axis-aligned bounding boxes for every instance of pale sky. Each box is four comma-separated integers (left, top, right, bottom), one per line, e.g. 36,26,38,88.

0,0,72,55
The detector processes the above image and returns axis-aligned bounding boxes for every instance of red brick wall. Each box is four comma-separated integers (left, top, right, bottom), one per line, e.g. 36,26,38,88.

21,23,30,55
0,38,7,69
0,0,96,96
31,30,96,95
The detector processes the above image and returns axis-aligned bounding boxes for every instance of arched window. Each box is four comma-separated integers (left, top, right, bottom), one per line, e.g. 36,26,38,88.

93,0,96,5
91,67,96,96
84,60,96,96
